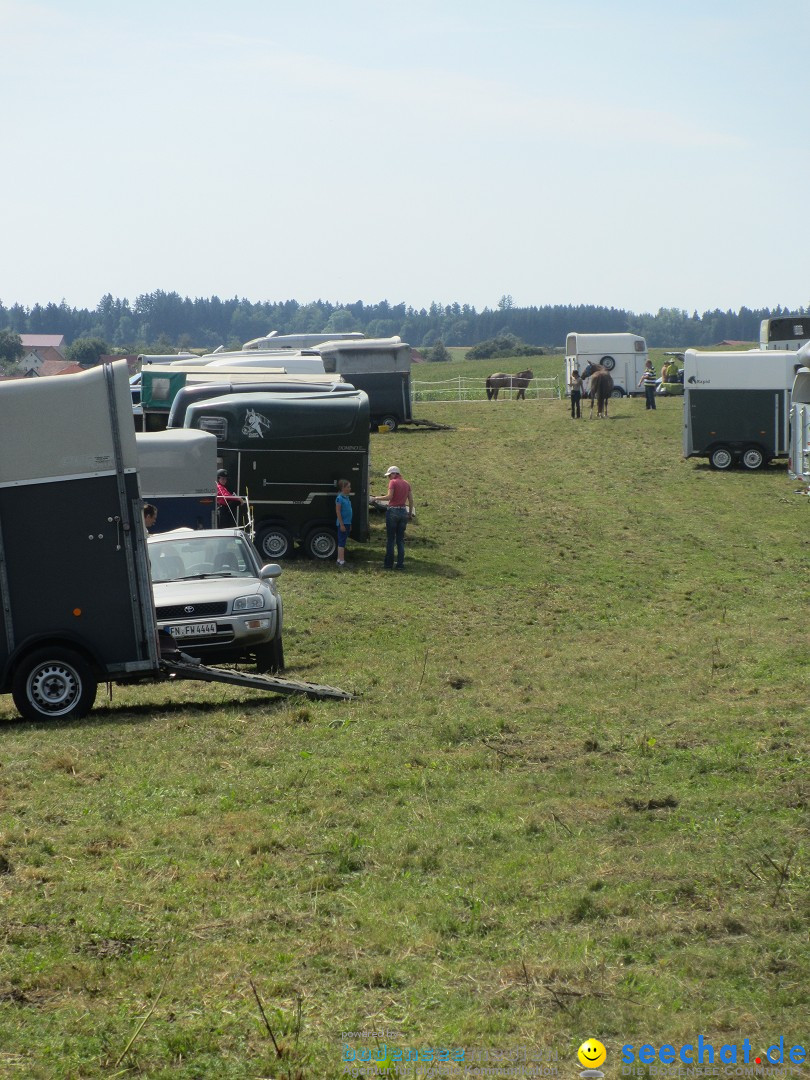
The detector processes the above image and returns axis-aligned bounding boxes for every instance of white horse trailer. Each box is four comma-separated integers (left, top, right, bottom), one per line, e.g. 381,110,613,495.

565,332,648,397
788,367,810,483
683,348,802,470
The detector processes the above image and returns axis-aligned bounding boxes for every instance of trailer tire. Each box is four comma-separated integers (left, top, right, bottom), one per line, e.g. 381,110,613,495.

709,446,735,470
378,415,399,432
255,635,284,674
611,387,625,398
256,525,293,560
12,648,97,722
600,355,616,371
304,527,337,560
741,446,766,471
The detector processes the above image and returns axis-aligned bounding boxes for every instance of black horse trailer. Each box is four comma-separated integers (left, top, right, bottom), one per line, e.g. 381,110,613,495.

0,363,351,722
317,338,413,431
180,389,370,561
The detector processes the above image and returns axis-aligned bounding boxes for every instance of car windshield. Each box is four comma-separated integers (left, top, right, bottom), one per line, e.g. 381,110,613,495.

149,536,256,583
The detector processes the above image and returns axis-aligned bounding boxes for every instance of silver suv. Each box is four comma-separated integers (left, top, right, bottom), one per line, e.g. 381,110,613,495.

148,529,284,672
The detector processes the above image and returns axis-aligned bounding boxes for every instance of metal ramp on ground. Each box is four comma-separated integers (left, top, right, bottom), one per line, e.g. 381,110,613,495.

159,659,355,701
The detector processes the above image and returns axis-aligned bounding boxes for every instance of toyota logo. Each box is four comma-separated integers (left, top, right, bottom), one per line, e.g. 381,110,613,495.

184,605,195,614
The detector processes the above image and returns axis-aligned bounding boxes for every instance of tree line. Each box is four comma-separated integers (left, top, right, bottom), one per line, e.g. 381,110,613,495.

0,291,805,352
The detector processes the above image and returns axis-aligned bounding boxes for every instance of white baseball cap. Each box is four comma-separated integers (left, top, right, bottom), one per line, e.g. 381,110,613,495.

384,466,401,476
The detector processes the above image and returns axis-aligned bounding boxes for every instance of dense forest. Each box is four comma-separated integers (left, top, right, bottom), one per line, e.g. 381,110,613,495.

0,291,805,351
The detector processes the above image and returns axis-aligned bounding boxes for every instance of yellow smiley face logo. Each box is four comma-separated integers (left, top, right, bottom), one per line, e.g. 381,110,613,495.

577,1039,607,1068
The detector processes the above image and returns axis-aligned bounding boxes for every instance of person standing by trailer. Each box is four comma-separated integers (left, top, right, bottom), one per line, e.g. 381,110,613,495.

216,468,244,525
638,360,658,410
335,479,352,569
143,504,158,532
568,369,583,418
379,466,414,571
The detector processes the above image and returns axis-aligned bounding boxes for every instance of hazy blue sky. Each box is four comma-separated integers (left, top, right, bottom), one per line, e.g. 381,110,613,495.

1,0,807,316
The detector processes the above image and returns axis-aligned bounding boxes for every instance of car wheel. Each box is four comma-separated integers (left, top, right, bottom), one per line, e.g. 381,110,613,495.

741,446,766,471
257,525,293,560
256,636,284,674
304,527,337,560
709,446,735,470
379,415,399,432
12,648,97,722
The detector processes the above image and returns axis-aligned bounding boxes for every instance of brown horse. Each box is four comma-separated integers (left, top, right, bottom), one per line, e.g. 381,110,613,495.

583,363,614,418
485,369,534,400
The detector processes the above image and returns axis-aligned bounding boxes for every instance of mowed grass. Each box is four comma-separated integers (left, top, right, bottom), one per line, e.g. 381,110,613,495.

0,368,807,1078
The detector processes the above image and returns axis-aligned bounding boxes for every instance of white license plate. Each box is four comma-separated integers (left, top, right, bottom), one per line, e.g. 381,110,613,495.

169,622,218,639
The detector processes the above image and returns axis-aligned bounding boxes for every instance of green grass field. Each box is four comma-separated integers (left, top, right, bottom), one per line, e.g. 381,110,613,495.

0,356,807,1078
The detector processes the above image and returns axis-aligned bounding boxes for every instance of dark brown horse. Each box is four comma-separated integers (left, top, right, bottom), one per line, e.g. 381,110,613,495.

485,369,534,400
582,363,614,418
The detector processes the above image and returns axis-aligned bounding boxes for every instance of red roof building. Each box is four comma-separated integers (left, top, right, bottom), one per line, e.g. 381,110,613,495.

38,360,85,377
19,334,67,375
20,334,65,350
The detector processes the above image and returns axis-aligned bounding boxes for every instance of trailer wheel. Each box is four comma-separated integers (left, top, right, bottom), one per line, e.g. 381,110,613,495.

741,446,766,471
378,415,399,432
600,355,616,371
709,446,735,470
304,527,337,560
12,648,97,722
611,387,625,398
255,635,284,674
256,525,293,560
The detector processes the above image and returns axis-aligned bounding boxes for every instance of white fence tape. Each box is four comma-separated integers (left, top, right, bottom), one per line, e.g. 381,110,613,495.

412,376,562,402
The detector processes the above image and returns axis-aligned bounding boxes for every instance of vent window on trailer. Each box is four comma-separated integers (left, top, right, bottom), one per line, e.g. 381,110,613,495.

198,416,228,441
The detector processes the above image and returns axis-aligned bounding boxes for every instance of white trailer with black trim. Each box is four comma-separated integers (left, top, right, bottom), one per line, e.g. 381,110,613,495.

565,332,648,397
683,348,803,470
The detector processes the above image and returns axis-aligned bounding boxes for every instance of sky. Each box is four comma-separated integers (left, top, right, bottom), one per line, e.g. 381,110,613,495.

1,0,808,317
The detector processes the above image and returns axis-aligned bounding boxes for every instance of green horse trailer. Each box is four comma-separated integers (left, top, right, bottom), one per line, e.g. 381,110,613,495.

181,389,371,561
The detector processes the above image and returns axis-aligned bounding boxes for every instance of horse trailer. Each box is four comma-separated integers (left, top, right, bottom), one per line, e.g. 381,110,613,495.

166,379,348,429
683,348,802,470
788,366,810,483
136,429,219,531
317,337,413,431
179,352,327,374
180,388,371,561
139,364,347,431
759,316,810,351
0,362,160,721
565,332,648,397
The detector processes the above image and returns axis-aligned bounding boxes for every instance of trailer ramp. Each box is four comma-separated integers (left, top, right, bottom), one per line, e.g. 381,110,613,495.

160,659,354,701
406,417,455,431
